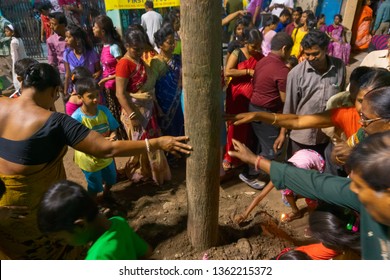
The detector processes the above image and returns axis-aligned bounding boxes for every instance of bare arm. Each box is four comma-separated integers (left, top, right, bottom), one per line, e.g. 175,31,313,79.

229,110,334,130
92,61,102,80
73,130,192,158
63,62,71,97
252,6,261,25
222,10,246,26
234,182,274,224
224,51,254,77
115,76,136,116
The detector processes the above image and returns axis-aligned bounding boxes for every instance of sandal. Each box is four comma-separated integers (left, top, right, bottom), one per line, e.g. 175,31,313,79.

281,211,303,223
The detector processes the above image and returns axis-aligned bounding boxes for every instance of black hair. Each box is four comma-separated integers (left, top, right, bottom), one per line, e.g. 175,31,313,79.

276,249,312,260
154,24,174,48
0,179,5,200
280,9,291,18
37,180,99,233
363,86,390,120
286,55,298,68
317,13,325,21
163,9,180,29
66,24,93,51
293,7,303,15
71,66,92,83
309,204,361,253
241,13,253,27
264,15,280,27
347,131,390,192
357,68,390,92
334,14,343,22
349,66,372,83
4,25,21,38
125,24,150,48
75,77,99,96
34,1,53,11
14,58,39,77
145,0,154,9
271,31,293,51
301,29,329,50
49,12,67,27
294,10,316,38
242,27,263,45
93,15,125,53
23,63,61,91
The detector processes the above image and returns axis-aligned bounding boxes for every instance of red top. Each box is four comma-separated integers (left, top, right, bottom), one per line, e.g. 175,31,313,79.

250,53,289,112
331,107,361,138
115,58,147,93
296,243,340,260
41,14,52,40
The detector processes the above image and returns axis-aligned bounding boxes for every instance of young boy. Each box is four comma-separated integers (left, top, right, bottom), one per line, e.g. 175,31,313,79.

71,77,118,200
38,180,152,260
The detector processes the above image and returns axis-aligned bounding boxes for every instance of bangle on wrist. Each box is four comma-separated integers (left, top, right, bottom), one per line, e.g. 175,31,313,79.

254,156,263,171
271,113,277,125
145,138,151,153
335,156,345,165
129,112,136,120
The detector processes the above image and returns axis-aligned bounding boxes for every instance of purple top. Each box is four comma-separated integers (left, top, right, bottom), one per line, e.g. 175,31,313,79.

247,0,263,20
47,33,67,74
63,48,99,74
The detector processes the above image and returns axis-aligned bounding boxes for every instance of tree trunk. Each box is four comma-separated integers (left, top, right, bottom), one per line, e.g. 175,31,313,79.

181,0,222,249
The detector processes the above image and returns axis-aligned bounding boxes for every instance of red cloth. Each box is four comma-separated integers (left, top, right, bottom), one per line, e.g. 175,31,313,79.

250,53,289,112
115,58,147,93
41,14,52,40
296,243,340,260
331,107,361,138
224,52,263,166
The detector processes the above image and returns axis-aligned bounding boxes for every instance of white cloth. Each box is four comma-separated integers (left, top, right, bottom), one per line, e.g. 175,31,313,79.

141,10,163,47
269,0,294,17
359,49,389,69
10,37,27,91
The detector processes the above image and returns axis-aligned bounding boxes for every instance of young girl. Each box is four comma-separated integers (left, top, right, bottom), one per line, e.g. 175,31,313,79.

63,25,101,101
35,1,53,42
259,15,280,56
65,66,92,116
234,149,325,224
4,24,27,92
92,15,126,139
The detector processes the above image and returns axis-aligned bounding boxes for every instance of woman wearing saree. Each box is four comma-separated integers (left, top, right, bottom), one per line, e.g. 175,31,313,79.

354,0,373,51
0,63,192,259
327,14,351,65
116,27,171,185
223,28,263,171
154,25,184,137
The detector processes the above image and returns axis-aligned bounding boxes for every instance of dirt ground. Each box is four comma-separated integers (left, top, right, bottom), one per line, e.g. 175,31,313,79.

59,51,365,260
63,146,314,260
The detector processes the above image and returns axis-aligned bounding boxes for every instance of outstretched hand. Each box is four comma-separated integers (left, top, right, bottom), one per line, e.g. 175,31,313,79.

224,112,258,126
228,139,257,166
157,136,192,157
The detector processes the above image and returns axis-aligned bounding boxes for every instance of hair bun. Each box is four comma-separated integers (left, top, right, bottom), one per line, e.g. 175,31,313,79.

25,65,41,84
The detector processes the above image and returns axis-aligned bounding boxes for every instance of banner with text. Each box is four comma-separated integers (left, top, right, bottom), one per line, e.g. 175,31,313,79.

105,0,180,11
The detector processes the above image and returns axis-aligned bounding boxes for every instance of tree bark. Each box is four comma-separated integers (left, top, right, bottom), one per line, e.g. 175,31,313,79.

181,0,222,249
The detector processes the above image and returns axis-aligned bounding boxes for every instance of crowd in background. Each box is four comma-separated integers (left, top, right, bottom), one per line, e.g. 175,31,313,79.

0,0,389,261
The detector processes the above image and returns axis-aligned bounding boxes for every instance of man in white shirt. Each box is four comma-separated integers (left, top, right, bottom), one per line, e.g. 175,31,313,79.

268,0,293,17
141,1,163,47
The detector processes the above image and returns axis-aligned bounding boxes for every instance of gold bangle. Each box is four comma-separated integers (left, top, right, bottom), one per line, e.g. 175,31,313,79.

271,113,277,125
246,69,248,75
335,156,345,165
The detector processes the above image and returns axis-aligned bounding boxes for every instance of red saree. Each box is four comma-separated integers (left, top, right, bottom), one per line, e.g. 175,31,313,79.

224,51,263,168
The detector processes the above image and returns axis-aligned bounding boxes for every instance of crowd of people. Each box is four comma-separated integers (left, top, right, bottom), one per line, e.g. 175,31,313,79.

0,0,389,260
